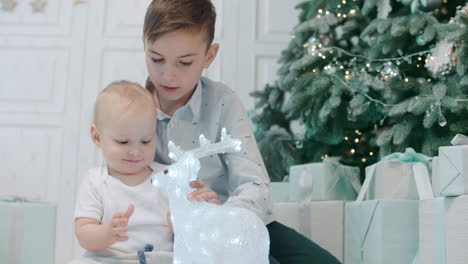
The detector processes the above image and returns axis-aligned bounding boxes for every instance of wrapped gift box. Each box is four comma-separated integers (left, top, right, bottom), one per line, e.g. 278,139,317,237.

436,145,468,196
0,198,56,264
344,200,419,264
365,161,421,200
419,196,468,264
289,158,360,202
272,201,344,262
269,182,290,203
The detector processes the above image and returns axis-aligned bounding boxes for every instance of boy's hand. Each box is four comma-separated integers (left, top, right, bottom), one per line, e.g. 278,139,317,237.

188,180,221,205
107,204,134,244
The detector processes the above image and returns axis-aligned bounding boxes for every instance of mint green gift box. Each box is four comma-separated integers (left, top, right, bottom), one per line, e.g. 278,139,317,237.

437,145,468,196
289,157,360,202
0,197,56,264
345,152,434,264
419,196,468,264
345,199,420,264
270,182,290,202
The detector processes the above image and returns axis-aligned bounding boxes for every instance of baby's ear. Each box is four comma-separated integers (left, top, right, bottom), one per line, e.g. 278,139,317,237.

90,124,101,146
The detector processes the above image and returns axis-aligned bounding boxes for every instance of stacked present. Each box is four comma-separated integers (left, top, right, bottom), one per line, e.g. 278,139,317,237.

271,134,468,263
270,157,361,262
0,196,56,264
344,148,434,264
418,134,468,264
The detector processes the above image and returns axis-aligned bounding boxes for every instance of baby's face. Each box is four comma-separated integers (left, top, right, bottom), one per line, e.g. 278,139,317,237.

98,107,156,176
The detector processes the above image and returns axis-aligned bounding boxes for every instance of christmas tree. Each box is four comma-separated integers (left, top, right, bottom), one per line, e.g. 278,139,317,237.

251,0,468,182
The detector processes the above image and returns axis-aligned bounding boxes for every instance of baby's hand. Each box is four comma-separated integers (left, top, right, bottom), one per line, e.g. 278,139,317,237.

188,180,221,205
107,204,134,243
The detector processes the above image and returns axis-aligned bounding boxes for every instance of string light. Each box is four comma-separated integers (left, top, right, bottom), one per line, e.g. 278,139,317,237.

355,130,362,135
350,149,356,154
369,152,374,156
344,136,349,140
354,138,359,143
361,158,367,163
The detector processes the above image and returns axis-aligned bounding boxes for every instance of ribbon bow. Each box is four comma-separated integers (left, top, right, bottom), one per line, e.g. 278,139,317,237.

381,147,431,166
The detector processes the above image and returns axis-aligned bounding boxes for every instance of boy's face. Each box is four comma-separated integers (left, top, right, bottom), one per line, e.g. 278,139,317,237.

144,29,218,111
91,106,156,176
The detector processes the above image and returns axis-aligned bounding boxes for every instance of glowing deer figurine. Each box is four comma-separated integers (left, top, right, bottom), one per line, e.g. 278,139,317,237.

151,128,269,264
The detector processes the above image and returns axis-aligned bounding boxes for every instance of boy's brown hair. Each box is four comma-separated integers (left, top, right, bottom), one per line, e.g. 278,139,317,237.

143,0,216,47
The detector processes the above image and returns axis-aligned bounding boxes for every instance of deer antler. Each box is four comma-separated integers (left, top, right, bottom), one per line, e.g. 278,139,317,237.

191,128,241,159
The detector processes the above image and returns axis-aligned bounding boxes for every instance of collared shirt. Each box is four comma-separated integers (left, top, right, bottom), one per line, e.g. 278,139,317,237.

153,77,273,223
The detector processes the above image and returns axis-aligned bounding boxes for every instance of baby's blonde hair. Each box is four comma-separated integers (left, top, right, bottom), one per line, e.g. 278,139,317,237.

93,80,157,127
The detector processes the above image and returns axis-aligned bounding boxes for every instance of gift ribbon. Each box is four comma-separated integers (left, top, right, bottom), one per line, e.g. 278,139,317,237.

356,148,433,202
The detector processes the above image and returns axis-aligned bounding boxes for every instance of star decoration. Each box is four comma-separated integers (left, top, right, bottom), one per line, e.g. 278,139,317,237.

72,0,87,5
1,0,18,12
30,0,47,13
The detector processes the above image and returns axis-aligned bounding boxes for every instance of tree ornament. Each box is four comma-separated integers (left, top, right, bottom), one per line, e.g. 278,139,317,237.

1,0,17,12
425,40,455,76
30,0,47,13
381,62,400,80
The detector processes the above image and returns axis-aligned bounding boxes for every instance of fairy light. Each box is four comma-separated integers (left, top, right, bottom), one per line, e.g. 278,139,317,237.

355,130,362,135
337,13,342,17
318,9,323,14
350,149,356,154
344,136,349,140
354,138,359,143
350,9,356,15
369,152,374,156
343,14,347,18
326,11,330,15
405,78,409,82
342,0,347,4
361,158,367,163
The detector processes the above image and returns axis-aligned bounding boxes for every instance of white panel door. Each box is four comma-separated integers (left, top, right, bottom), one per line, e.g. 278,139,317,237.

0,1,88,263
237,0,302,110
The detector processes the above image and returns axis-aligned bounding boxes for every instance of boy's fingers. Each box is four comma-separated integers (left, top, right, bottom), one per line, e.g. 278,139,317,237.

188,188,218,201
189,180,205,189
210,198,222,205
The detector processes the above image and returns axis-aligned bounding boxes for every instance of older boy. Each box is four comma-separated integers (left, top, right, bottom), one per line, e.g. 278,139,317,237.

143,1,341,263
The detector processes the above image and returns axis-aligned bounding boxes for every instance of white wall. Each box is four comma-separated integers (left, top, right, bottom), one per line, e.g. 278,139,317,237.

0,0,301,262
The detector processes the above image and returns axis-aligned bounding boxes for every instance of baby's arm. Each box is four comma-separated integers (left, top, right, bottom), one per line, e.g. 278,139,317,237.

75,205,134,251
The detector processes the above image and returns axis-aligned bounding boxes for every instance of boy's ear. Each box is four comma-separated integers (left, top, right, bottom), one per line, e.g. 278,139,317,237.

204,43,219,68
90,124,101,146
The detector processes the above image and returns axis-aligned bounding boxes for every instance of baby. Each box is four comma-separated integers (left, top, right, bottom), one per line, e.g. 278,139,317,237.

73,80,172,262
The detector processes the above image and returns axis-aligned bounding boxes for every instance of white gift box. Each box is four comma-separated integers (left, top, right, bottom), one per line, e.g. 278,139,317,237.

419,196,468,264
272,201,344,262
436,145,468,196
365,161,420,200
289,158,360,202
0,198,56,264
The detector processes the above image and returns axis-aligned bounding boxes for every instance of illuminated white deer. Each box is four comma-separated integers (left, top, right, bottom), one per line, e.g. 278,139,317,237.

151,128,269,264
